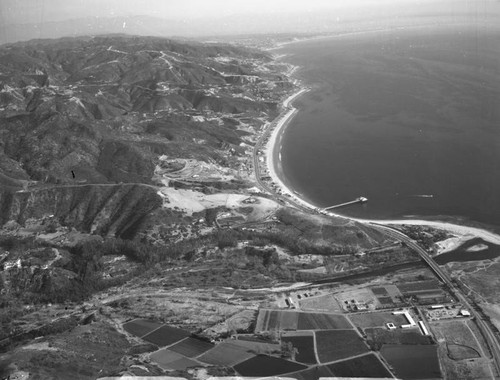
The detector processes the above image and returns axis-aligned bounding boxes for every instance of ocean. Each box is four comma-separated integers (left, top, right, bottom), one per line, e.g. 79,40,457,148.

278,25,500,227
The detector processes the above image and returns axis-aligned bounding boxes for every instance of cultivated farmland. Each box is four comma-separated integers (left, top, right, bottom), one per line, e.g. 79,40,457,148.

315,330,369,363
297,313,351,330
230,338,281,355
122,319,163,337
168,337,214,357
197,342,255,366
255,310,351,332
234,355,307,376
281,335,317,364
365,327,433,350
142,325,190,347
327,353,392,378
280,311,299,330
381,344,441,379
397,280,441,294
150,349,202,370
299,294,342,312
348,311,408,329
288,366,334,380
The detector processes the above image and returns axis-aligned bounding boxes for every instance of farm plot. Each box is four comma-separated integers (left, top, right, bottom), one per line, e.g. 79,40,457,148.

267,310,280,331
365,327,433,350
280,311,299,330
281,335,317,364
168,337,214,357
142,325,191,347
234,355,307,377
150,349,202,370
397,280,441,294
297,313,351,330
299,294,342,312
289,365,334,380
327,353,393,378
123,319,163,337
348,311,408,329
315,330,369,363
371,287,389,296
254,310,298,332
430,320,483,360
381,344,440,379
230,338,281,355
197,342,255,366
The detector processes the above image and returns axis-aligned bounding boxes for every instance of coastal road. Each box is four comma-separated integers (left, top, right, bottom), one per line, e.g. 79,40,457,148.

370,223,500,378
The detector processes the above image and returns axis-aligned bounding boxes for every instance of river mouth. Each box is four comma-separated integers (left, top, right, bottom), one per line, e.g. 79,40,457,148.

279,25,500,228
434,237,500,264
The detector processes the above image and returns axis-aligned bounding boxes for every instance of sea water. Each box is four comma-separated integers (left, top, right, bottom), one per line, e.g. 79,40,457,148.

279,25,500,227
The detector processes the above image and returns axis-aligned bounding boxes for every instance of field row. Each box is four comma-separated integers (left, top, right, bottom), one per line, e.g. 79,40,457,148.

255,310,352,332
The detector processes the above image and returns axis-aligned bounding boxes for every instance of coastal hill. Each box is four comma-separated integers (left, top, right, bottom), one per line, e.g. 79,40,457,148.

0,35,288,236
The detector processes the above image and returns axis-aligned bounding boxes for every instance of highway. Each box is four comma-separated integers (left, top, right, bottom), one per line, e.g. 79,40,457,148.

370,223,500,378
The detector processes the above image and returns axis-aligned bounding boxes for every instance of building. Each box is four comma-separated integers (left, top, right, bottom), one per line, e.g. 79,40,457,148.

460,309,471,317
418,321,430,336
393,310,417,328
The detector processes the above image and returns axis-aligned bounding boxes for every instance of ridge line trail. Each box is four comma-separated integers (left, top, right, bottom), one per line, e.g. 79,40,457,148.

17,182,161,193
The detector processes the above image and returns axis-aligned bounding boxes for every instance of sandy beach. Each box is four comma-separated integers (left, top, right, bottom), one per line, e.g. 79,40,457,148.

263,59,500,249
264,87,320,211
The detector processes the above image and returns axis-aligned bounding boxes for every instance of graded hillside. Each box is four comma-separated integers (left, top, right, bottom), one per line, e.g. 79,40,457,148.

0,35,295,238
0,35,285,186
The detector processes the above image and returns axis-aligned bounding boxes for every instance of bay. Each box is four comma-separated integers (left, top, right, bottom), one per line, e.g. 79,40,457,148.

279,25,500,226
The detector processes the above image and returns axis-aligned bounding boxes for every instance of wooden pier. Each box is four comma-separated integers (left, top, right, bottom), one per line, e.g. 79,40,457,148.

322,197,368,211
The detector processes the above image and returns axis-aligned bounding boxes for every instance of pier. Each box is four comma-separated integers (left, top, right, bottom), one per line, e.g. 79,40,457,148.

322,197,368,211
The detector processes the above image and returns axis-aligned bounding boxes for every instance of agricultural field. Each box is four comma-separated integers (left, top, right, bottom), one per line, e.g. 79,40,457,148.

371,287,390,296
197,342,255,366
381,344,441,379
327,353,393,378
142,325,191,347
122,319,163,338
348,311,408,329
168,337,214,357
281,334,317,364
281,311,300,330
430,320,483,359
314,330,369,363
255,310,350,332
234,355,307,377
298,294,342,312
230,338,281,355
396,280,441,294
288,365,334,380
296,313,351,330
365,327,433,350
150,349,202,370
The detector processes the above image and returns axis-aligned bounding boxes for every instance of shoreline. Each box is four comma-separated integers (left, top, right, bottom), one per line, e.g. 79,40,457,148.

262,51,500,248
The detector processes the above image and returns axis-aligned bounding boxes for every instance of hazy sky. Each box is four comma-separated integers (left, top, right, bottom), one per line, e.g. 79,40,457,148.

0,0,498,43
1,0,494,24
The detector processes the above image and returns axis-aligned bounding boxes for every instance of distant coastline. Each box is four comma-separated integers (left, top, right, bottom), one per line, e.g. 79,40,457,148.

264,46,500,247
